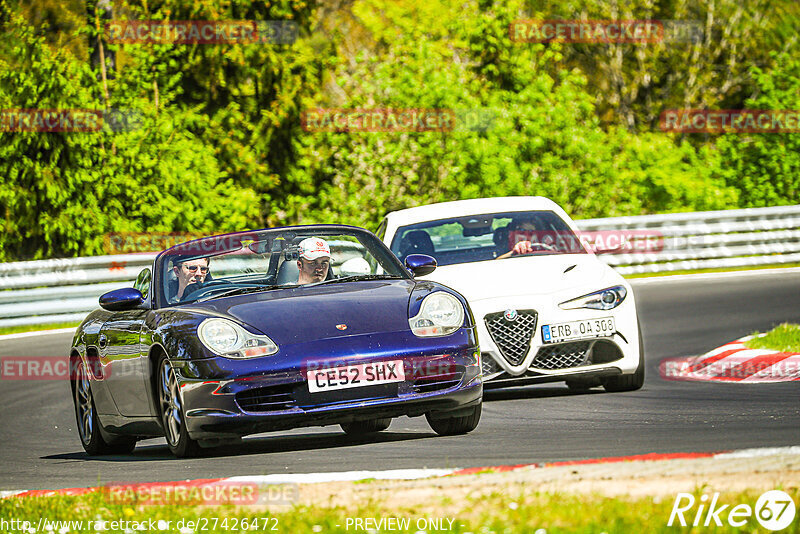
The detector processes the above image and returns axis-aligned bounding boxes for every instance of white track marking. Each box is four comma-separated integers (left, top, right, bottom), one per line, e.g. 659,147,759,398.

226,468,457,485
0,328,76,342
5,446,800,498
714,446,800,459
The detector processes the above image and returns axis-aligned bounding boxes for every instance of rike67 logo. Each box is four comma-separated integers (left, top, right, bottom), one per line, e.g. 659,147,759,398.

668,490,796,531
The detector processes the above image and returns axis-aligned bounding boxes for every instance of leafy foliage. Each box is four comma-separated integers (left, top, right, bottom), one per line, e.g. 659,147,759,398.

713,51,800,207
0,0,794,261
0,9,259,261
283,0,738,230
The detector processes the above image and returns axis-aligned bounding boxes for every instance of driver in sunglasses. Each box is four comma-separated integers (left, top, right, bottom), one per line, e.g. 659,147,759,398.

171,257,211,302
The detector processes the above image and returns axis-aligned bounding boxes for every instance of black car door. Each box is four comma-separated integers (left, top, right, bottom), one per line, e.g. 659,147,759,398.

97,268,153,416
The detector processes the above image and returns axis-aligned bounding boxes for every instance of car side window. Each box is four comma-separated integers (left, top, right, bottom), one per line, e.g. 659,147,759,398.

133,268,151,299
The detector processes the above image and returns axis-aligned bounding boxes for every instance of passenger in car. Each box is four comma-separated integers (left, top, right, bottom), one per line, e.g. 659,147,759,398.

297,237,331,284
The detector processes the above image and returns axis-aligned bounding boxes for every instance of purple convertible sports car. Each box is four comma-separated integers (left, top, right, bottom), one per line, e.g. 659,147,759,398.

70,225,482,457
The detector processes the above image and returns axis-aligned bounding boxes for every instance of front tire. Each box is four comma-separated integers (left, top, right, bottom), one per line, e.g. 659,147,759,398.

159,357,199,458
73,360,136,455
602,324,645,392
426,404,481,436
340,418,392,435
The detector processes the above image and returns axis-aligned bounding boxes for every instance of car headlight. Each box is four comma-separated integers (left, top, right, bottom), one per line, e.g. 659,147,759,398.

559,285,628,310
198,318,279,358
409,292,465,337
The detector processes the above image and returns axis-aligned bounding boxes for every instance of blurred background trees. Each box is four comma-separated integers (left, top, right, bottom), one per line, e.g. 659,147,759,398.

0,0,796,260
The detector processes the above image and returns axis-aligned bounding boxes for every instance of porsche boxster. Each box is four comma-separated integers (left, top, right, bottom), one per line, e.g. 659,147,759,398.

70,225,482,457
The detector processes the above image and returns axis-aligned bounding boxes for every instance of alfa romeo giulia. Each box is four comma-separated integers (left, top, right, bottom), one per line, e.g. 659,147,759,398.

379,197,644,392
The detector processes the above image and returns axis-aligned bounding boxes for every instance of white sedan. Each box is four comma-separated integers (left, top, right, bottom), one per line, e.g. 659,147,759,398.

378,196,644,391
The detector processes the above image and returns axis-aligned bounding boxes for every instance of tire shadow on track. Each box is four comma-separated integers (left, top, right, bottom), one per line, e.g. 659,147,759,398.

42,430,436,461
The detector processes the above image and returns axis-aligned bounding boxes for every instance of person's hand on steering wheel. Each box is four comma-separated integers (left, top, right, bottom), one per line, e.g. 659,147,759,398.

511,240,557,255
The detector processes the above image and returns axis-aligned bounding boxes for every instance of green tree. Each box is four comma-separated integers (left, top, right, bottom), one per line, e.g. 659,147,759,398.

713,51,800,207
109,0,338,218
520,0,800,132
0,9,258,261
282,0,738,231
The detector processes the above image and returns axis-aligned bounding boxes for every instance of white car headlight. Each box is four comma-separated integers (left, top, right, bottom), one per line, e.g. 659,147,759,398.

559,285,628,310
409,292,465,337
198,318,279,358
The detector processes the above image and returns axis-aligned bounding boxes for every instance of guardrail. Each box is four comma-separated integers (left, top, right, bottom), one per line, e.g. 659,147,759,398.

1,205,798,328
0,254,156,328
578,204,800,274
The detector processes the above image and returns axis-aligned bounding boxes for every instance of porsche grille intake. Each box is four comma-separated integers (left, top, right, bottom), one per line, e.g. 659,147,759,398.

484,310,538,366
236,385,297,412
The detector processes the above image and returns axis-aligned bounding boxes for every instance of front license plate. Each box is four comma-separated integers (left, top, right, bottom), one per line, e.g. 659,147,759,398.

307,360,405,393
541,317,615,344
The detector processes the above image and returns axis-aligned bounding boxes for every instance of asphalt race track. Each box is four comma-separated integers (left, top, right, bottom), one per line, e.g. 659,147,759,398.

1,270,798,491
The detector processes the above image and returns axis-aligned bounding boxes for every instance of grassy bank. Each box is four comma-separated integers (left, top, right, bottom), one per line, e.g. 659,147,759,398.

746,323,800,352
1,486,797,533
623,262,800,279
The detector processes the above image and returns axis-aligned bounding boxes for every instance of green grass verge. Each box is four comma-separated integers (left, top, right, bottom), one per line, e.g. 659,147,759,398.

1,487,797,533
623,262,800,279
0,322,79,336
746,323,800,352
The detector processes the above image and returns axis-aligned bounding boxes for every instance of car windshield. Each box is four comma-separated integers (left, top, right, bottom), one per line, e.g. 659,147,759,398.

158,227,407,306
390,210,587,267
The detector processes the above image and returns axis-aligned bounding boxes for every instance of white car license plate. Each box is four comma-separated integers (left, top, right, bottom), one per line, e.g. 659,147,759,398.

541,317,615,344
307,360,405,392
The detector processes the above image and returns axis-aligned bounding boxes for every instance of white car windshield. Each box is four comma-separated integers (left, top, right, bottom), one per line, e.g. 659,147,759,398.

390,210,587,266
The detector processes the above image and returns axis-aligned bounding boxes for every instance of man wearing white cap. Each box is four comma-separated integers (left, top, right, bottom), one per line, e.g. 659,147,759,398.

297,237,331,284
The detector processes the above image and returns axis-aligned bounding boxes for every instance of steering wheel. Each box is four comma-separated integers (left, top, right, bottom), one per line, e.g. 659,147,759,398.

529,242,557,252
180,280,235,301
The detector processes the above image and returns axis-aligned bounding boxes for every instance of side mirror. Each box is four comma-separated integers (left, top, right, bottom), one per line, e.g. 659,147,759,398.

405,254,437,277
99,288,144,311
